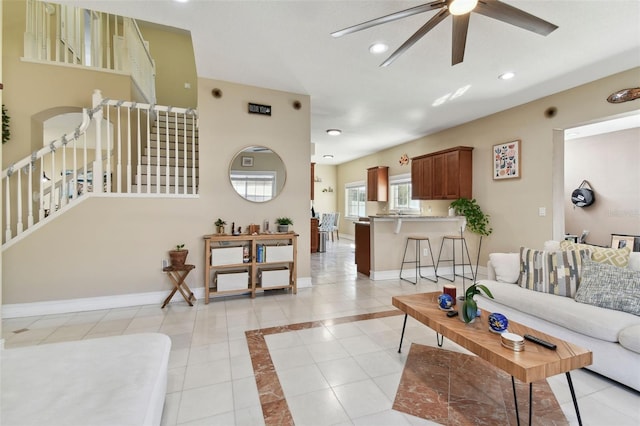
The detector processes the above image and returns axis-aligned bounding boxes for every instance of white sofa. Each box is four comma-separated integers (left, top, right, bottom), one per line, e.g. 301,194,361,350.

1,333,171,425
476,247,640,391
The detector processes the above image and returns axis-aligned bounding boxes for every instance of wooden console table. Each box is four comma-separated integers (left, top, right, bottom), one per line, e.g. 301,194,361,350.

203,233,298,302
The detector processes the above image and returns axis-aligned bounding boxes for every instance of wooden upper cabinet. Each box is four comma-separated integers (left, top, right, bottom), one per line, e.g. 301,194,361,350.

411,155,433,199
411,146,473,200
310,162,315,200
367,166,389,202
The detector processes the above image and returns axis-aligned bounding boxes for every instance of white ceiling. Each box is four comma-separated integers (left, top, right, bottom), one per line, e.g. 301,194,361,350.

63,0,640,164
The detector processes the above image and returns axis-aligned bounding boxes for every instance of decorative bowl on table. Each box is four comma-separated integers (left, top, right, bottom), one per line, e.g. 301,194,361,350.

437,293,454,310
488,312,509,333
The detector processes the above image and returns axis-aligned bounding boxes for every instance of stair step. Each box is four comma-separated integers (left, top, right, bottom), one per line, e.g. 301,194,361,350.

145,148,199,160
146,138,198,147
149,126,198,139
140,156,197,167
138,165,199,177
133,175,199,185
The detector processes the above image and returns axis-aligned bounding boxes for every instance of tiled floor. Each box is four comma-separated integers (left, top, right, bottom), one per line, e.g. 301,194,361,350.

3,239,639,425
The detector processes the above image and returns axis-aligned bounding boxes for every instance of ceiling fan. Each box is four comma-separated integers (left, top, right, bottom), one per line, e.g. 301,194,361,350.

331,0,558,66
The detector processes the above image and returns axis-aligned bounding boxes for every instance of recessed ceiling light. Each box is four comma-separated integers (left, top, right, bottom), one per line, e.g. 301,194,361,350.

326,129,342,136
323,154,334,159
369,43,388,54
499,71,515,80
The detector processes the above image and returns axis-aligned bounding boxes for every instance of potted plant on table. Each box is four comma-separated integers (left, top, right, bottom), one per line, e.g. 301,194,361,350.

460,283,494,323
215,218,227,234
169,244,188,267
275,217,293,233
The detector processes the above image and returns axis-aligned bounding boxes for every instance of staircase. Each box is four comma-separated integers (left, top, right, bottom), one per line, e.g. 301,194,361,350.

134,116,199,194
2,91,199,247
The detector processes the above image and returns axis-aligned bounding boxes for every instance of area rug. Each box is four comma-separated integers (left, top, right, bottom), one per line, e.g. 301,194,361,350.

393,343,568,425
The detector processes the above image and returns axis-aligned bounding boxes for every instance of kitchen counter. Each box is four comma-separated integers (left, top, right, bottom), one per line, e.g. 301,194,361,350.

366,215,467,280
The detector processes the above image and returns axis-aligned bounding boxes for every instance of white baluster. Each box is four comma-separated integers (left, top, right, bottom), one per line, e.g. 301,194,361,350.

174,111,179,194
5,176,12,241
116,104,122,193
155,107,160,194
126,104,132,193
38,157,45,220
16,171,23,234
165,109,170,194
27,162,34,228
93,90,103,193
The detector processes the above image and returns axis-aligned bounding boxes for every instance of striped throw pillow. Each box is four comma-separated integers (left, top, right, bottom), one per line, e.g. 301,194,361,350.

519,247,590,297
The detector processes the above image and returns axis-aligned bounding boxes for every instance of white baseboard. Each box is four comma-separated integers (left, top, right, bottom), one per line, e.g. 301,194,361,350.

2,278,315,319
369,266,487,281
297,277,312,288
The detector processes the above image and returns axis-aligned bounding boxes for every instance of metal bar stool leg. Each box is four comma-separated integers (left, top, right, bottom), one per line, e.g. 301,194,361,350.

436,237,455,282
400,238,417,284
418,239,438,283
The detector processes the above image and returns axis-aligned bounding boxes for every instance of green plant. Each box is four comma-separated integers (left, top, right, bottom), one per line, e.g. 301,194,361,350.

275,217,293,225
174,244,185,251
215,218,227,226
462,283,494,323
2,104,10,144
450,198,492,236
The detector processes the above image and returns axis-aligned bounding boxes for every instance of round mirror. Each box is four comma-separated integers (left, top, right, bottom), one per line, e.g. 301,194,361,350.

229,146,286,202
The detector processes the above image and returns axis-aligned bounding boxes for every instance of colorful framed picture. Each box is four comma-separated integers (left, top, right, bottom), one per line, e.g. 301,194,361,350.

241,156,254,167
493,140,521,180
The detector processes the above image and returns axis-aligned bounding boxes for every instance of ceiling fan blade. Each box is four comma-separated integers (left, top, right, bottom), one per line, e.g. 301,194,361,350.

381,8,450,67
451,13,470,65
475,0,558,36
331,1,445,38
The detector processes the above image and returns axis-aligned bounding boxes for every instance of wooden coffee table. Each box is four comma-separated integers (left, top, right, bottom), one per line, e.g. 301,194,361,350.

392,292,592,426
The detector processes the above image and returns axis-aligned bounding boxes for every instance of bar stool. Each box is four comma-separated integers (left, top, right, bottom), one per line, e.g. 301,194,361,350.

400,236,438,285
436,235,475,282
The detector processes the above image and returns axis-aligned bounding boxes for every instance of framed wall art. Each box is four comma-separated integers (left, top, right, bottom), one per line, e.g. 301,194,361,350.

610,234,639,251
493,140,521,180
241,156,254,167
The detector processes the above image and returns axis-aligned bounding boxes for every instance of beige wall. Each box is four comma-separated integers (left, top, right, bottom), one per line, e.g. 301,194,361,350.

2,78,311,304
337,67,640,264
312,164,337,218
139,22,197,108
564,128,640,246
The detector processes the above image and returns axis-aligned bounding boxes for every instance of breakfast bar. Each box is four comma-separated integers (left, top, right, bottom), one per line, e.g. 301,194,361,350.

361,215,466,280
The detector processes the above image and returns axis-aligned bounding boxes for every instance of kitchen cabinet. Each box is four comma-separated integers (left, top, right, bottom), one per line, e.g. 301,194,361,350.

367,166,389,202
411,146,473,200
355,222,370,276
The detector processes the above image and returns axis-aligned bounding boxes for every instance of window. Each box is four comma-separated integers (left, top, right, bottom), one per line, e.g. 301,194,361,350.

389,174,420,212
230,171,276,202
345,181,366,218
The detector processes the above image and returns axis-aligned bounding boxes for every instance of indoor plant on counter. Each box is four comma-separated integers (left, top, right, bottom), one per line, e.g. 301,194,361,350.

169,244,188,267
275,217,293,232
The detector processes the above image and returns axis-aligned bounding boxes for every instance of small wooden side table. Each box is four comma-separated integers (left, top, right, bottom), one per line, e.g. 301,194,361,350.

162,264,196,308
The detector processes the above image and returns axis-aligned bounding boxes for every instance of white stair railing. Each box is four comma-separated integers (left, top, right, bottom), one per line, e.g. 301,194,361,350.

2,90,198,248
24,0,156,104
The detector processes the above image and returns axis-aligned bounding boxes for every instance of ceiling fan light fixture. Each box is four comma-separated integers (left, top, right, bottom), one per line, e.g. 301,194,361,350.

448,0,478,16
369,42,388,54
499,71,515,80
326,129,342,136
